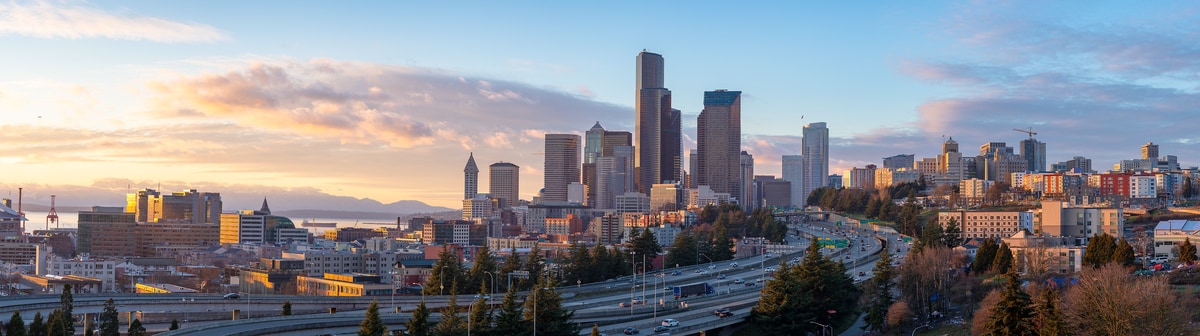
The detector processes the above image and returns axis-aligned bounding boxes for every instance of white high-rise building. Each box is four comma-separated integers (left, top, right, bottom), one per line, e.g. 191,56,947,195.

802,122,829,201
782,155,803,208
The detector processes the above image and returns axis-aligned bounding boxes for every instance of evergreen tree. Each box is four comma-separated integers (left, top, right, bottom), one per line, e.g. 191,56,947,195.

863,249,897,333
664,232,698,268
490,286,526,336
1184,177,1194,199
992,242,1014,274
126,320,145,336
1178,237,1198,264
1082,233,1116,268
8,311,26,336
1032,286,1066,336
711,218,735,261
405,300,432,336
468,282,492,336
914,218,944,253
282,301,293,316
26,313,43,336
434,284,466,336
982,270,1035,336
972,239,999,274
865,198,881,219
56,284,73,336
753,237,858,334
523,276,577,336
941,217,963,248
563,243,593,284
98,299,119,336
358,300,387,336
496,248,522,292
425,248,467,296
45,311,63,336
629,228,661,267
1113,238,1136,267
169,319,179,330
523,245,545,290
467,244,498,295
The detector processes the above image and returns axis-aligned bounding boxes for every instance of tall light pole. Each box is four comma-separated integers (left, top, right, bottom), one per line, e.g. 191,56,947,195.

532,286,548,336
653,273,664,324
483,271,496,305
182,298,193,324
641,252,647,303
810,321,831,336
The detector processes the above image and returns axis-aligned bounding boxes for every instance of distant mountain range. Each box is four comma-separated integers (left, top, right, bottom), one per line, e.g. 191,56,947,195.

1,181,455,217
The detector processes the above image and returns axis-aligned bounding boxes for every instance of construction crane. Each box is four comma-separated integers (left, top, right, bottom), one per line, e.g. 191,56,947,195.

46,195,59,230
1014,127,1037,139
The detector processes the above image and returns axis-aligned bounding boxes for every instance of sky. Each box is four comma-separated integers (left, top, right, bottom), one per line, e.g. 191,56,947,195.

2,0,1200,210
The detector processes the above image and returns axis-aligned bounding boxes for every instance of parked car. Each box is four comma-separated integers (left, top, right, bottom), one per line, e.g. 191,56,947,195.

661,318,679,327
223,293,240,299
623,327,640,335
714,308,733,317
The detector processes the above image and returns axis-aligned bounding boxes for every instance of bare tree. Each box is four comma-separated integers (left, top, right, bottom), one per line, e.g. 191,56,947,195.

885,301,913,330
1064,264,1195,335
970,290,1002,336
897,247,965,320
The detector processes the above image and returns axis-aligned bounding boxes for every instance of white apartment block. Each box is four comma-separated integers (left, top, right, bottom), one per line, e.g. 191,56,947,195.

1130,175,1157,198
960,178,994,201
42,258,118,293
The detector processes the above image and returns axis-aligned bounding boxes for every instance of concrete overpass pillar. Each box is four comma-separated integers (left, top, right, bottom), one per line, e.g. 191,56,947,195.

395,307,401,313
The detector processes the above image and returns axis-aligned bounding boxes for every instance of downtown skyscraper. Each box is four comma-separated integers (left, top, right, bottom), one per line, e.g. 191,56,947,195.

635,50,681,193
696,90,742,197
802,122,829,201
489,162,519,209
543,134,581,203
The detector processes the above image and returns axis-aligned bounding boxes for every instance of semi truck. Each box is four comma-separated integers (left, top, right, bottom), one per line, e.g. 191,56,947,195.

672,282,714,298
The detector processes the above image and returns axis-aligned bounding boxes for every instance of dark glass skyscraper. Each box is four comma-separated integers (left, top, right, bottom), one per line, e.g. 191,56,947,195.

635,50,680,193
697,90,742,197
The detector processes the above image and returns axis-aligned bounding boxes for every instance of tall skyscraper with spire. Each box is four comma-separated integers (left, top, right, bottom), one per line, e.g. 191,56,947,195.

464,153,479,200
635,50,680,193
697,90,742,197
802,122,829,201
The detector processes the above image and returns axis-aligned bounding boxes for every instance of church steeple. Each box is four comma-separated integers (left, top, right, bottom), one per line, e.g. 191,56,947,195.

464,152,479,199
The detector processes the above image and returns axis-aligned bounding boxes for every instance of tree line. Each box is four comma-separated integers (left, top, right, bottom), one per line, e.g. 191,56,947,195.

750,237,860,335
375,274,577,336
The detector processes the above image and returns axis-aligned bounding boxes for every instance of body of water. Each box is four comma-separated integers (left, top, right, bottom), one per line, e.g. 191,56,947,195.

18,211,397,235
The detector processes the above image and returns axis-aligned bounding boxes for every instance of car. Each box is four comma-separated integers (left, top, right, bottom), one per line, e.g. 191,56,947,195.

699,270,709,275
619,302,631,307
745,282,757,286
858,271,866,277
632,297,644,304
709,264,717,269
671,270,681,276
654,326,670,332
606,285,615,289
223,293,241,299
733,278,744,284
473,294,490,299
661,318,679,327
730,262,738,268
714,308,733,317
693,269,702,273
717,274,726,279
764,267,775,272
623,327,640,334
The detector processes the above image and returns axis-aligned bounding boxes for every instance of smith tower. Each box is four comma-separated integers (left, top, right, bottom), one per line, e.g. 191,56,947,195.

464,152,479,200
635,50,680,193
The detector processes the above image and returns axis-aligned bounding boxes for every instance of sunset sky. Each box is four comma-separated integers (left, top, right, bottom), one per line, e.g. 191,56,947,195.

3,1,1199,209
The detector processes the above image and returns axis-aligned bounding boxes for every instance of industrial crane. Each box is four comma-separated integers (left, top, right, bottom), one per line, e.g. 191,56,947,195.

1014,127,1037,139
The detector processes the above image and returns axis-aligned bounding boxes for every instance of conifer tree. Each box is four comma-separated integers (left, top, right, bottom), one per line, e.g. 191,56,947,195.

664,232,698,268
753,237,858,334
467,245,497,294
8,311,26,336
496,248,522,292
863,249,897,333
468,282,492,336
282,301,293,316
1032,286,1066,336
358,300,387,336
98,299,119,336
982,270,1034,336
993,242,1014,274
434,283,465,336
26,313,43,336
45,310,63,336
490,286,526,336
523,275,577,336
711,218,735,261
524,245,545,289
1178,237,1197,264
941,217,963,248
55,284,73,336
126,320,145,336
405,300,432,336
169,319,179,330
1113,238,1136,267
425,248,467,296
972,239,999,274
1082,233,1117,268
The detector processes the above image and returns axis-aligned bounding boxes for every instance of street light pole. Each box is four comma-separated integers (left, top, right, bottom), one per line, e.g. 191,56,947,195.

484,271,496,305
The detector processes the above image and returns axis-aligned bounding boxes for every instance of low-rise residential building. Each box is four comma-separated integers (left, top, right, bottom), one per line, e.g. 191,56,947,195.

1037,202,1123,246
938,210,1033,240
1002,231,1085,275
40,257,118,293
1153,220,1200,260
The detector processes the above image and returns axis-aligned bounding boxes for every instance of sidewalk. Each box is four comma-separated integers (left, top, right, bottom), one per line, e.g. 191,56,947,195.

839,312,868,336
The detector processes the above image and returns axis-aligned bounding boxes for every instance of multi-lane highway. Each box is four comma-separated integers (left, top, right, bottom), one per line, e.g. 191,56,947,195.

7,218,910,336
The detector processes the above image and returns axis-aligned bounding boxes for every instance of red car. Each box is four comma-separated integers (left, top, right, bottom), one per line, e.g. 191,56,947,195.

714,308,733,317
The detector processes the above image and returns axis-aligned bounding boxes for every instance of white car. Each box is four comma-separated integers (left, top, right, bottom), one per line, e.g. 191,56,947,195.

661,318,679,327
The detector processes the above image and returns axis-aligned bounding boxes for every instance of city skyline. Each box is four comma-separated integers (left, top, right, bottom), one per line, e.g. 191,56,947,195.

4,1,1200,208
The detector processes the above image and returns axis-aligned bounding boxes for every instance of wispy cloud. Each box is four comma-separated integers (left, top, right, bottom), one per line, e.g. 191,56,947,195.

0,1,226,42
